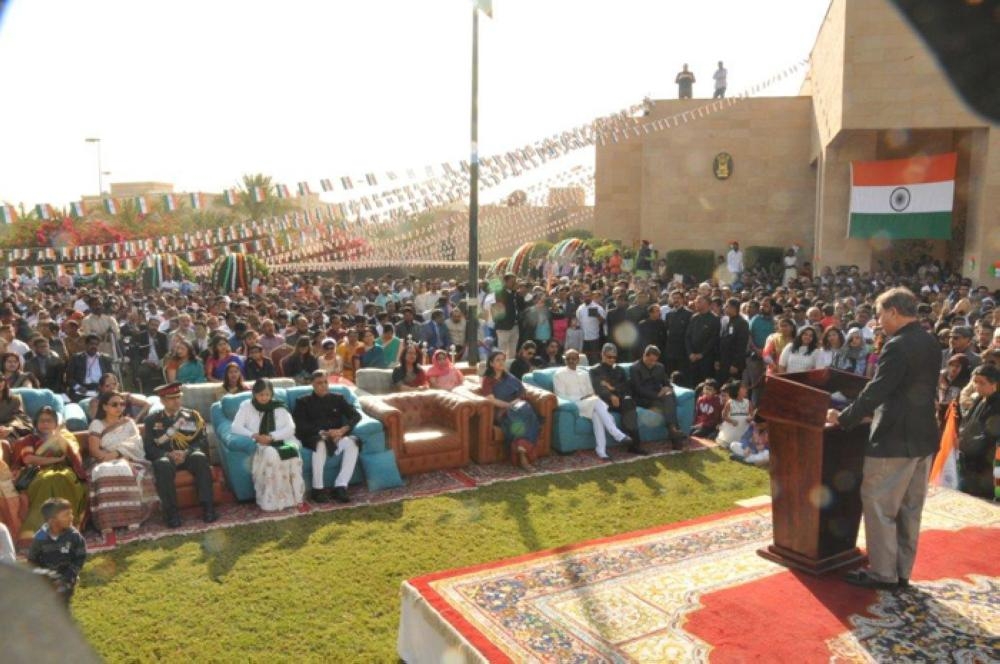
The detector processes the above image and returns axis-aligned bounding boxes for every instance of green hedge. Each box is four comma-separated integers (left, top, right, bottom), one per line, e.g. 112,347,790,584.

664,250,715,281
592,244,619,263
744,245,784,274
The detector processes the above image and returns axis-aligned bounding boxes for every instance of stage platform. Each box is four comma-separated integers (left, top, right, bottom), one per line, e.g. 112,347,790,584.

399,488,999,663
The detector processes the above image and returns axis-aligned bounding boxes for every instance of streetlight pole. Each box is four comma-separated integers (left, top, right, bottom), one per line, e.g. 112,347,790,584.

465,5,481,366
85,137,103,196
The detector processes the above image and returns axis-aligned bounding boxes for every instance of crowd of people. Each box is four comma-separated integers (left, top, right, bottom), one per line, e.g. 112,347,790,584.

1,243,998,601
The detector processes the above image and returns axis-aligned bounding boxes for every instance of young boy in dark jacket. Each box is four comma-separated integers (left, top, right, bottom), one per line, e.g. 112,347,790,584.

27,497,87,603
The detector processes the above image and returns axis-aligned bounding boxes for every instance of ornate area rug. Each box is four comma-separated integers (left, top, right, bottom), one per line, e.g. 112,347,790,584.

399,488,999,663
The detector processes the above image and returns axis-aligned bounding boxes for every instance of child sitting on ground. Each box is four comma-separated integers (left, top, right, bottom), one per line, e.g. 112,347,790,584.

691,379,722,439
729,415,770,466
27,497,87,603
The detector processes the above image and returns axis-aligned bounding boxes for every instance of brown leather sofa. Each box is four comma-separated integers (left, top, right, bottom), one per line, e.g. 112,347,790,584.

453,382,556,464
73,431,234,511
359,390,473,476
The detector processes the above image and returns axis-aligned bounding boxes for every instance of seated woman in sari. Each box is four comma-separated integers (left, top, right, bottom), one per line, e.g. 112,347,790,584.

87,390,156,542
12,406,88,542
481,350,541,471
230,379,305,512
1,352,38,389
0,380,35,537
392,343,429,392
87,373,153,423
425,349,464,391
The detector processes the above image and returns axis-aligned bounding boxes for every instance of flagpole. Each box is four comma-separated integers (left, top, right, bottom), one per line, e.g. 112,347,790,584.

465,5,480,365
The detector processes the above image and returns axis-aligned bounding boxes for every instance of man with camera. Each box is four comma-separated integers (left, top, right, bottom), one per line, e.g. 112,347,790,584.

131,317,169,395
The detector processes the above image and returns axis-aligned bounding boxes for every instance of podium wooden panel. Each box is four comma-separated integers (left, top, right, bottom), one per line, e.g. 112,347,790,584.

756,368,870,575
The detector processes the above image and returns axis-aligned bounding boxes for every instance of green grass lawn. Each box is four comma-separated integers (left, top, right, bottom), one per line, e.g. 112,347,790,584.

74,449,769,663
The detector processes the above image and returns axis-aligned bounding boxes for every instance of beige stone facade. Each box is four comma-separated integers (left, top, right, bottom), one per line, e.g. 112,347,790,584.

595,0,999,287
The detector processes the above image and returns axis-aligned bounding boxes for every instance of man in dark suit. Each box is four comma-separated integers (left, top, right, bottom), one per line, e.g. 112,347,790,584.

630,345,686,448
24,336,65,395
637,303,667,360
132,317,169,395
717,298,750,383
663,290,693,383
685,295,721,387
292,370,362,503
65,334,114,402
827,288,941,591
420,309,451,352
589,343,642,454
605,292,631,360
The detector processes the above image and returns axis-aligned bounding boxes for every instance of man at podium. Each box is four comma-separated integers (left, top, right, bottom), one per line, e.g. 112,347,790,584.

826,288,940,591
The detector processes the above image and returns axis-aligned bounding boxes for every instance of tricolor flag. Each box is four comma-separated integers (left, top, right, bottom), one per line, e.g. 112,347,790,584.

103,198,118,215
224,189,238,206
848,152,956,239
0,204,16,224
163,194,178,212
69,201,86,219
251,186,266,202
340,176,353,190
320,178,333,192
189,192,204,209
297,182,311,196
473,0,493,17
365,173,377,186
136,196,149,215
275,184,290,199
35,204,52,220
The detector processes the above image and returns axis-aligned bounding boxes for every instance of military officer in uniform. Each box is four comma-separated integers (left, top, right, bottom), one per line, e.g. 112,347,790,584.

142,382,216,527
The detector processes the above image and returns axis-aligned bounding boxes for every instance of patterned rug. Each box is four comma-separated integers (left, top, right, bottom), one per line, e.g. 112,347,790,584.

79,437,713,553
401,488,1000,663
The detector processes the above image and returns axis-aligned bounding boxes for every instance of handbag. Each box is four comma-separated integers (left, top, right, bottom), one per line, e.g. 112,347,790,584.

14,464,39,492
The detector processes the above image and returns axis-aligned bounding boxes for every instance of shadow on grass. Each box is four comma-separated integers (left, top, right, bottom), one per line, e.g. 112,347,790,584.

83,448,754,590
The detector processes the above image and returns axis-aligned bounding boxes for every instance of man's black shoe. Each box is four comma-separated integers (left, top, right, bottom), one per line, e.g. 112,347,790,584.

843,570,897,590
629,445,649,456
898,577,910,588
166,514,182,528
203,506,218,523
310,488,332,504
618,436,633,448
332,487,350,504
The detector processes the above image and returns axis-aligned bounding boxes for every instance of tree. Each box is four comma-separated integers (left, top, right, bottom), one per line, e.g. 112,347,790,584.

228,173,297,222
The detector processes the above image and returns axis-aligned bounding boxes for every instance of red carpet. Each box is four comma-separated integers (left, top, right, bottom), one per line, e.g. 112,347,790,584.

687,527,1000,663
398,488,999,663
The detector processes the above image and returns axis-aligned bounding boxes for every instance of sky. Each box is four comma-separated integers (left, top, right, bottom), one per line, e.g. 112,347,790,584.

0,0,831,208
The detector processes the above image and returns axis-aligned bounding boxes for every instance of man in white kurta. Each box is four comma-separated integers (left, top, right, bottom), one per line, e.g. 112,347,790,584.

552,349,629,461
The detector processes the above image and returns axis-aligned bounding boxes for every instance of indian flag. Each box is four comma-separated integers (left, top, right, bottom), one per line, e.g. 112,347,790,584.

70,201,85,218
849,152,956,239
104,198,118,215
136,196,149,214
252,186,266,202
1,204,17,224
189,192,203,209
223,189,237,206
163,194,177,211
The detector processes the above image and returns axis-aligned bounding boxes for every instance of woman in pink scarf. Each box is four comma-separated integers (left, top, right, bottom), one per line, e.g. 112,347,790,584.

425,350,464,391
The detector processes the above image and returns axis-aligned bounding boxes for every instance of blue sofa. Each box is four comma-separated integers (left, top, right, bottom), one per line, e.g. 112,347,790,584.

12,388,89,432
523,365,695,454
211,385,393,501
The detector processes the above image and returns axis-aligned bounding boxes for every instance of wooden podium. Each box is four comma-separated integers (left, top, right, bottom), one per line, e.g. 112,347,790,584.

756,368,870,575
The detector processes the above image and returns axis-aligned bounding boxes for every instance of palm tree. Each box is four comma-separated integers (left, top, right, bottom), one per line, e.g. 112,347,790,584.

227,173,297,222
